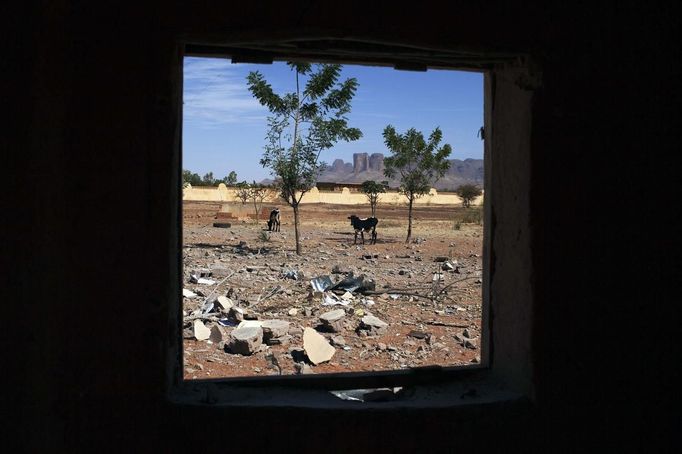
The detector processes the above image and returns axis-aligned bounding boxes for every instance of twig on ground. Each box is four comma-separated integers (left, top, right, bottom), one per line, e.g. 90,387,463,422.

200,272,236,304
421,320,469,328
183,314,221,323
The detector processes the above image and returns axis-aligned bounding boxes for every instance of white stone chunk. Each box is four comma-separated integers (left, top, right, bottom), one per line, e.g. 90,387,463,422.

303,327,335,365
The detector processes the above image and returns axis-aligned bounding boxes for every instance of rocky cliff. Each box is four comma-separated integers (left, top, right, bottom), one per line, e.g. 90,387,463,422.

318,153,483,190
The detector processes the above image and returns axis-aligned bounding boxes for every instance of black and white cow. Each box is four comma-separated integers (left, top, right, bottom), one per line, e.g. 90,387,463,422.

348,215,378,245
267,208,280,232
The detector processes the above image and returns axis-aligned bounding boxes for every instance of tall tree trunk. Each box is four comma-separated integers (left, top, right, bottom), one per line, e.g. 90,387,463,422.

371,201,376,217
293,203,302,255
406,196,413,243
252,199,259,224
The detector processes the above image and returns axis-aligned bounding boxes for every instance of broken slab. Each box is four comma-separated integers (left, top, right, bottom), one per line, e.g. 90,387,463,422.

193,320,211,341
358,315,388,336
261,319,291,345
330,335,346,346
237,320,263,329
183,288,197,298
209,325,225,343
229,306,245,322
303,327,336,365
228,326,263,355
319,309,346,333
216,295,233,311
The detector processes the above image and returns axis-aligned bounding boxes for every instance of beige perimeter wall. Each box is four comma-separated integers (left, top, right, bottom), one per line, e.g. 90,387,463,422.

183,184,483,206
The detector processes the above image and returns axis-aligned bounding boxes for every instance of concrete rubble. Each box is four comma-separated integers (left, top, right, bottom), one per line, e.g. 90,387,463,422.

261,319,291,345
303,327,336,365
182,215,483,377
358,315,388,336
228,326,263,355
319,309,346,333
193,320,211,341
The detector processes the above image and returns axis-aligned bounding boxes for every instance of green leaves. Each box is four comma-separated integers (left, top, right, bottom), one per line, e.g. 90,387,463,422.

246,62,362,207
382,125,452,200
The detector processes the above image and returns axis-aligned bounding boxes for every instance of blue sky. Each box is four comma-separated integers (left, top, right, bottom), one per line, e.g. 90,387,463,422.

183,57,483,182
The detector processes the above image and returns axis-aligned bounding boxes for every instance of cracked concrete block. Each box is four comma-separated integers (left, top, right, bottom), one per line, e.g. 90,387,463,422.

320,308,346,332
303,327,335,365
193,320,211,341
262,320,291,344
229,326,263,355
216,296,233,311
359,315,388,336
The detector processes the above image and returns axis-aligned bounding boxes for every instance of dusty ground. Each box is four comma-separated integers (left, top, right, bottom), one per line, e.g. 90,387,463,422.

183,201,483,379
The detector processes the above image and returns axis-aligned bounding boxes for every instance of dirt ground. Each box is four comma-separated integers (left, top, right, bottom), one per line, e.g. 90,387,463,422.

183,201,483,379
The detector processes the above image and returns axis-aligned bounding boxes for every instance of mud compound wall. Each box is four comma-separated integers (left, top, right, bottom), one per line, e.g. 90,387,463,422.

183,185,484,206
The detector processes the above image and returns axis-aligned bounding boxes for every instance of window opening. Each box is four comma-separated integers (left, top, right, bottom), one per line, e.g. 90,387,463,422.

181,56,485,380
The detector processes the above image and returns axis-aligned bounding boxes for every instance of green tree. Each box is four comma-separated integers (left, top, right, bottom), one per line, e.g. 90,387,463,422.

361,180,387,217
383,125,452,243
201,172,216,186
225,171,238,186
182,169,202,187
247,62,362,254
455,184,482,208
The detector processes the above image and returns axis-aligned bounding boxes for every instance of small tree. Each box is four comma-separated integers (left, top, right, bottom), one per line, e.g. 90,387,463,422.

247,62,362,254
383,125,452,243
235,181,250,205
249,181,269,225
225,171,238,186
182,169,202,187
455,184,482,208
201,172,217,186
361,180,387,217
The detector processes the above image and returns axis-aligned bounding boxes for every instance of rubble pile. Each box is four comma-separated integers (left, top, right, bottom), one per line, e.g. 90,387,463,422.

182,216,483,378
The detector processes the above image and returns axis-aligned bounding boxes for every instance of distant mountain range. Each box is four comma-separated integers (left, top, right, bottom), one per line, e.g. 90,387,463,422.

317,152,483,190
259,152,484,190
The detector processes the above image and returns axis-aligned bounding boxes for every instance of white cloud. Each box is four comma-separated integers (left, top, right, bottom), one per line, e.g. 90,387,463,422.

183,58,266,128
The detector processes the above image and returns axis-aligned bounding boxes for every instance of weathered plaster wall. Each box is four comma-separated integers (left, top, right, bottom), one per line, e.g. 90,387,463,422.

184,185,484,206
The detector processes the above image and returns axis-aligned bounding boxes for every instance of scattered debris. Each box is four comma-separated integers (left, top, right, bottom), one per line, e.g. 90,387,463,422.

310,276,334,292
261,320,291,345
190,274,216,285
228,306,245,322
237,320,263,329
209,325,225,343
322,292,351,307
330,335,346,346
303,327,335,365
358,315,388,336
215,296,233,311
283,269,303,280
319,309,346,333
228,326,263,355
332,273,375,293
193,320,211,341
408,330,431,340
183,209,484,377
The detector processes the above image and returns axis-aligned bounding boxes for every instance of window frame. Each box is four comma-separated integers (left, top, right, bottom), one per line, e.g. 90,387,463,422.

169,39,535,406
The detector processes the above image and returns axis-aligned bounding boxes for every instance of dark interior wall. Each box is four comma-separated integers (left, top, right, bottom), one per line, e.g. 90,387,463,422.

4,1,680,451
